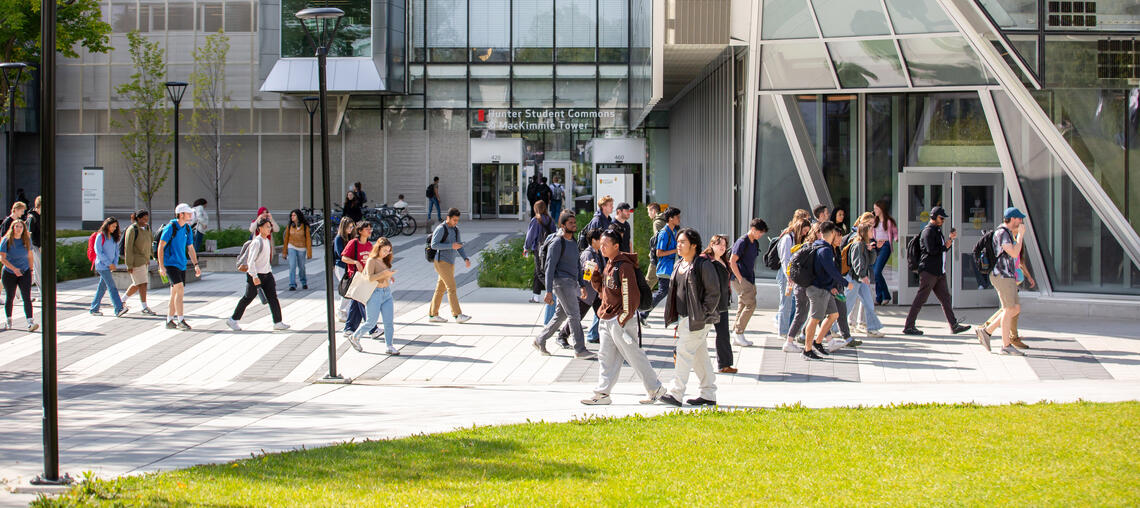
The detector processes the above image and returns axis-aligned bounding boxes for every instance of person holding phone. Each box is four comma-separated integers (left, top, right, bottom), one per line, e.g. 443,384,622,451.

902,206,970,336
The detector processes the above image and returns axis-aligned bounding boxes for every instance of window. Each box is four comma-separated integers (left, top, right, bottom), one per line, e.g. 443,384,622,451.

513,0,554,62
281,0,372,58
471,0,510,62
556,0,596,62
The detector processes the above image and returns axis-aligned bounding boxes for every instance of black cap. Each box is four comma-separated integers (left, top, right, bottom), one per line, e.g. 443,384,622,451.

930,206,949,219
616,202,632,211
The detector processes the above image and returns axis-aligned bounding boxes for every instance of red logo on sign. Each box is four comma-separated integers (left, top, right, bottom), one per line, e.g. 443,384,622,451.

477,109,485,122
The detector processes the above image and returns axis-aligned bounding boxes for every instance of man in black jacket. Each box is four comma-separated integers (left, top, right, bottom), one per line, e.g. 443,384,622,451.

903,206,970,335
661,228,719,407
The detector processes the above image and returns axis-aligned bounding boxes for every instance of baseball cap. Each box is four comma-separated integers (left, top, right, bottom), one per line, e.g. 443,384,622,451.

1004,206,1026,219
616,202,632,211
174,203,193,215
930,206,949,219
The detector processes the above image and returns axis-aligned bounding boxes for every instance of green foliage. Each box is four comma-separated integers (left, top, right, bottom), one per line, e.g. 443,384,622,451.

55,241,94,282
55,229,95,239
35,402,1140,506
112,31,171,215
188,31,235,231
477,237,531,289
204,227,251,251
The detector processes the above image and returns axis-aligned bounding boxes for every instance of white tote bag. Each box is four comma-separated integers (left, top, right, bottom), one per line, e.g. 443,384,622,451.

346,272,376,304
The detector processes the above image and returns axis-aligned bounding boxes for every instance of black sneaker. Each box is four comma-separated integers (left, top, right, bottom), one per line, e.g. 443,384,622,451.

177,320,192,331
638,313,648,328
303,284,308,290
848,338,864,347
802,349,823,360
813,343,830,355
165,320,177,330
556,339,572,350
659,394,682,407
951,323,971,334
686,397,716,406
902,327,923,335
586,337,600,344
289,286,296,291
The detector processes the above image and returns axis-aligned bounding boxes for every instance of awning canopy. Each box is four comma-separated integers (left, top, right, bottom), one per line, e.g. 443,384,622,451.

259,58,387,93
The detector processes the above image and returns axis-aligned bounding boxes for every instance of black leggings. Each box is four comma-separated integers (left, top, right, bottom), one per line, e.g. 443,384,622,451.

714,310,732,369
3,270,32,319
232,272,283,323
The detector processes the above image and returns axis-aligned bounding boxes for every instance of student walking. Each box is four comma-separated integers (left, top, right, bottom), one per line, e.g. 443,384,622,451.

829,207,849,236
191,198,209,252
580,195,614,251
660,228,719,407
341,222,378,336
0,201,27,238
776,218,811,351
282,209,313,291
226,217,290,332
702,234,736,373
980,264,1035,346
844,222,885,338
640,207,680,326
345,237,400,355
903,206,970,336
645,203,664,289
532,211,596,360
610,203,634,253
524,200,555,304
0,220,38,331
26,197,41,290
580,230,666,406
333,218,356,321
871,199,898,305
812,205,829,223
556,227,605,347
976,207,1030,356
549,175,565,220
352,182,369,205
89,217,128,317
783,222,821,353
123,211,157,315
428,208,472,323
157,203,202,330
426,176,442,223
802,222,850,360
728,218,767,346
343,191,364,223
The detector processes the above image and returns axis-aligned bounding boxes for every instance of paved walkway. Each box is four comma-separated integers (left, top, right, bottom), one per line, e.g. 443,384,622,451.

2,219,1139,504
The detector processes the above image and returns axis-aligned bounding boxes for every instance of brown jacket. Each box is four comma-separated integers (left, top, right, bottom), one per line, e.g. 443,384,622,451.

282,224,312,258
591,252,641,326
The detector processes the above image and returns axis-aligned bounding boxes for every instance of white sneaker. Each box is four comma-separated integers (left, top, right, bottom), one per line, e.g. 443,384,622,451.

337,312,348,323
428,315,448,323
1,320,9,331
27,321,39,332
345,334,363,352
529,294,543,303
385,345,400,355
826,337,852,352
225,318,241,331
370,328,385,339
580,394,612,405
640,386,667,404
342,329,354,338
454,314,472,324
781,341,801,353
854,323,867,333
273,322,290,331
865,329,885,338
732,333,753,347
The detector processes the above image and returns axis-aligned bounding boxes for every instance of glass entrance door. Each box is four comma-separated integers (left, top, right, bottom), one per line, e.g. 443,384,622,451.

897,171,951,306
472,164,520,219
953,172,1004,308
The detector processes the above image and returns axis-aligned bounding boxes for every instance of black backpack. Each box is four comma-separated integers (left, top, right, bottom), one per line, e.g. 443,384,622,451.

906,228,924,273
787,243,819,288
763,234,783,270
425,184,435,198
613,260,654,311
424,224,449,262
973,228,1000,276
536,232,562,275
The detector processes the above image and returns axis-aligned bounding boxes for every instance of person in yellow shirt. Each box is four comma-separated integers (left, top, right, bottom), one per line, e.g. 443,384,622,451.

282,209,313,291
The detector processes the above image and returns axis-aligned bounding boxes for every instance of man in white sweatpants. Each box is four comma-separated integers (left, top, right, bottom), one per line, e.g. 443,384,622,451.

581,230,665,405
661,228,719,407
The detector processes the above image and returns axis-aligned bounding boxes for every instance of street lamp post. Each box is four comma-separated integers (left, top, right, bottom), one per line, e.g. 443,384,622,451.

164,81,188,208
0,62,27,208
303,96,319,209
296,7,345,381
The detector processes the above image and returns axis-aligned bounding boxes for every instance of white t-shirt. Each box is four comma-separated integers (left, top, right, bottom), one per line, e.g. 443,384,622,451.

247,235,273,274
393,199,408,209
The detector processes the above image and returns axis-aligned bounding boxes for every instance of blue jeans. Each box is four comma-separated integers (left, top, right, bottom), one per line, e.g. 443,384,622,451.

194,231,205,252
354,286,394,348
640,277,670,320
344,299,377,335
91,268,124,314
287,247,307,288
544,294,557,324
775,271,795,337
550,200,563,221
846,275,884,331
872,241,892,303
428,197,442,221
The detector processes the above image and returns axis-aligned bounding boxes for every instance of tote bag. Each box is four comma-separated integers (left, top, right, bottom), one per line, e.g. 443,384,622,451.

346,272,376,304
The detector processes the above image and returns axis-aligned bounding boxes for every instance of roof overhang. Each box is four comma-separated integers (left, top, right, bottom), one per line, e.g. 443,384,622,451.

259,57,387,94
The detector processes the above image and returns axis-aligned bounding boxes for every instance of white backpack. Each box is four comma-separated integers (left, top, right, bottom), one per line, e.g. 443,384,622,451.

235,239,255,272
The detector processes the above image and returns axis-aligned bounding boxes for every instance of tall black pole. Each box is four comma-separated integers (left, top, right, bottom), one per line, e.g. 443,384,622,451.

172,100,180,207
308,111,315,209
33,0,64,485
317,46,339,380
6,85,13,204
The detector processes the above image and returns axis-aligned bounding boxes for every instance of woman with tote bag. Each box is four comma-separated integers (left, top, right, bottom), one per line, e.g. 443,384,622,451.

344,237,398,355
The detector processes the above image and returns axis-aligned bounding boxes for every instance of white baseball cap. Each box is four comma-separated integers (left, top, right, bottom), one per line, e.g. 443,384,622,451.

175,203,193,215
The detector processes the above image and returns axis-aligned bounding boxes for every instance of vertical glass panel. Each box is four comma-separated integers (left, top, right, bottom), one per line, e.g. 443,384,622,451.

556,0,597,62
513,0,554,62
470,65,511,108
1046,89,1129,219
883,0,956,34
598,64,629,108
412,0,426,61
282,0,371,57
797,95,858,215
866,94,903,218
1007,35,1038,74
1044,0,1140,31
761,0,818,40
629,0,653,121
110,2,137,32
1045,36,1138,89
907,93,999,166
471,0,511,62
224,1,255,32
168,3,195,31
599,0,630,62
810,0,890,37
993,90,1140,295
556,65,597,108
759,42,837,90
978,0,1038,29
512,65,554,107
899,36,992,86
425,65,467,108
827,40,908,88
1129,89,1140,235
427,0,467,62
754,95,812,278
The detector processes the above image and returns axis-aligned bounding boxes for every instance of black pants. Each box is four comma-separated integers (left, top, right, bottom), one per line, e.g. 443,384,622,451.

232,272,283,323
2,270,32,319
714,310,732,369
531,254,544,295
905,271,958,329
835,296,850,339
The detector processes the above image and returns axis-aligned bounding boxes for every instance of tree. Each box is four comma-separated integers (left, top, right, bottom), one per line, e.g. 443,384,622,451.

188,31,236,230
112,31,170,214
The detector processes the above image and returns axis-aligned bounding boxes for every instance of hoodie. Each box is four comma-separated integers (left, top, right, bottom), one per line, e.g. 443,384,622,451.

591,252,641,326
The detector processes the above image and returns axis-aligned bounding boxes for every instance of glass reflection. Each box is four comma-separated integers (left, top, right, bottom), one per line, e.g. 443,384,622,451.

900,36,992,86
828,40,908,88
759,42,836,90
906,93,999,167
977,0,1038,29
282,0,372,58
754,95,812,278
762,0,818,40
883,0,956,34
810,0,890,37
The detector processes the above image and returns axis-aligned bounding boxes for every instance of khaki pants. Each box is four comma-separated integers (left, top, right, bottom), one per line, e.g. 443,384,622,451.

430,260,462,317
646,258,659,289
731,279,756,334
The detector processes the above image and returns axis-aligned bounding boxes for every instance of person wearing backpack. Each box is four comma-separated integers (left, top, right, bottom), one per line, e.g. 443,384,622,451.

783,222,820,353
639,207,680,326
157,204,202,330
523,200,555,304
0,219,38,331
645,203,665,289
728,218,767,347
580,229,665,406
426,176,442,223
123,210,157,316
549,175,565,220
428,208,472,324
26,197,42,292
531,211,595,360
844,222,885,339
556,227,605,348
89,217,128,317
975,207,1030,356
776,217,811,352
0,201,27,237
800,222,851,360
580,195,614,252
660,228,719,407
903,206,970,336
226,217,290,332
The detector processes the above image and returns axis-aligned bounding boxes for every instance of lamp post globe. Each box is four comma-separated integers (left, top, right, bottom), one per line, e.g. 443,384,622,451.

164,81,188,207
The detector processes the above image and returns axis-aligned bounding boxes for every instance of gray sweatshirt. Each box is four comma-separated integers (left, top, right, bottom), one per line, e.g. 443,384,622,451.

430,223,469,265
849,240,873,280
545,231,585,290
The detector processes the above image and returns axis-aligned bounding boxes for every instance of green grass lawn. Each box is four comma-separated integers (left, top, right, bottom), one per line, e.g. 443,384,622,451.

37,402,1140,506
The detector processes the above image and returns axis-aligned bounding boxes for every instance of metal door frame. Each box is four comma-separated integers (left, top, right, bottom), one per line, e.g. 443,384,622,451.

897,169,952,307
541,160,573,210
953,171,1005,308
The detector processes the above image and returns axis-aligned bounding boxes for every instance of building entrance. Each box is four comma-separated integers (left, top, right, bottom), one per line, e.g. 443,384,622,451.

473,164,520,218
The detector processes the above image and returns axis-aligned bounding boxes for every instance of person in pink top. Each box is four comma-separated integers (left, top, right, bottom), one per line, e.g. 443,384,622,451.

870,199,899,305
